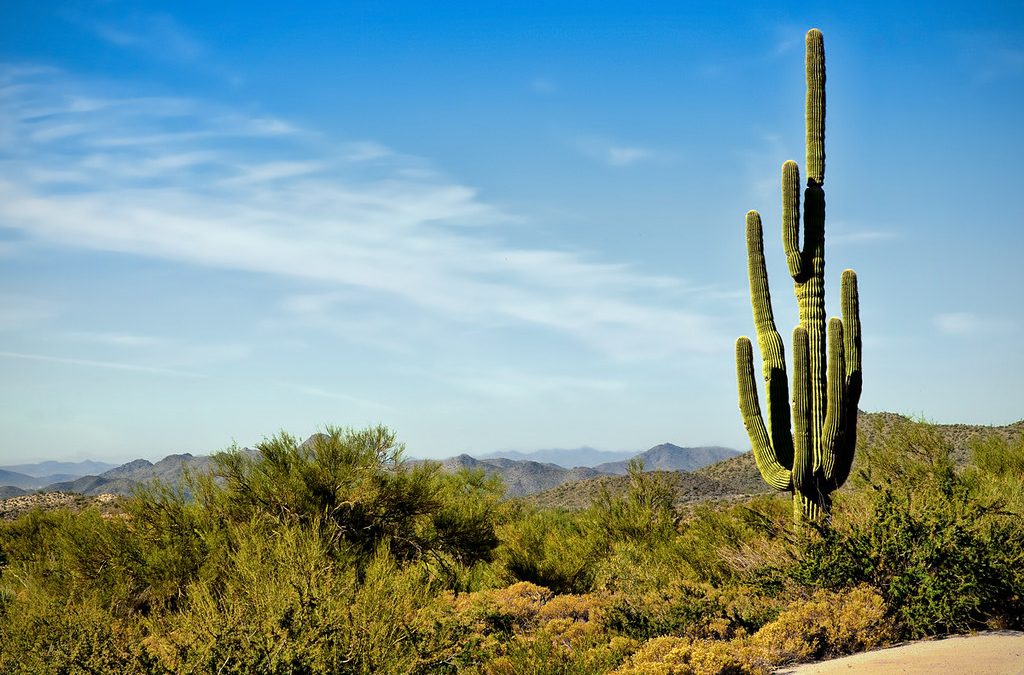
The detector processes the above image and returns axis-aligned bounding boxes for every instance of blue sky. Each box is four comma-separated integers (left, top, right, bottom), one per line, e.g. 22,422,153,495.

1,1,1022,464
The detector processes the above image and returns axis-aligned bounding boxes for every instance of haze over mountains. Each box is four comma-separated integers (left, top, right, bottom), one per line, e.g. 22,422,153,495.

0,442,740,499
479,447,634,467
0,460,118,491
4,412,1024,508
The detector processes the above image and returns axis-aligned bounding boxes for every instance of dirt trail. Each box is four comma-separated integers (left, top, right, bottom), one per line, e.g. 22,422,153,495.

775,631,1024,674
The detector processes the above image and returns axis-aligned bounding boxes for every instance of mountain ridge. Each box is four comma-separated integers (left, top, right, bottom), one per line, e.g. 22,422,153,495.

2,441,740,499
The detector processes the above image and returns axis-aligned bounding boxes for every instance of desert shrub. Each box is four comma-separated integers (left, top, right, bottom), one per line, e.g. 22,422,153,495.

591,460,676,545
0,493,214,618
451,582,634,674
479,630,635,675
971,432,1024,479
671,498,790,589
0,591,162,674
603,580,729,641
613,635,767,675
199,426,503,575
613,585,891,675
456,581,555,635
496,507,599,593
748,585,892,663
796,419,1024,637
602,579,783,643
968,433,1024,515
148,525,463,674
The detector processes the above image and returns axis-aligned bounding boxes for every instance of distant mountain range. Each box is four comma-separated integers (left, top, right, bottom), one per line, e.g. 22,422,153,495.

431,455,609,497
0,459,119,492
0,459,117,478
0,454,216,499
0,442,740,500
479,446,634,467
3,412,1023,507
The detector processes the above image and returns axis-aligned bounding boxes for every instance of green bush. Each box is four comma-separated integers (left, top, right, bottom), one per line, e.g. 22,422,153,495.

200,426,503,572
496,507,599,593
796,419,1024,637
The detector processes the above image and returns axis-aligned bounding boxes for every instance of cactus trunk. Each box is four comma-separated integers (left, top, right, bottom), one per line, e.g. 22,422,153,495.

735,29,863,524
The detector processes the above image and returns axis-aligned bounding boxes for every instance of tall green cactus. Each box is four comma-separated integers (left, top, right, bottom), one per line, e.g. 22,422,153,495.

735,29,863,523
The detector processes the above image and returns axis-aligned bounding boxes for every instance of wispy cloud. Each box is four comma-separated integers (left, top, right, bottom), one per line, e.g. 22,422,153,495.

65,331,167,347
86,13,205,64
932,312,1005,336
57,331,250,370
0,293,57,331
445,368,624,399
827,225,901,246
570,136,667,168
274,381,394,411
0,65,721,361
0,350,202,377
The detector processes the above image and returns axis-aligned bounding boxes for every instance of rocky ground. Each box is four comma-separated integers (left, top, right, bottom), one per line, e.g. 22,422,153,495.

0,492,121,520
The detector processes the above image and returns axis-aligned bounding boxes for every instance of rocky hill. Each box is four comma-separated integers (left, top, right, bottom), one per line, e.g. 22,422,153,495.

33,454,216,497
0,492,121,521
433,454,607,497
594,443,739,474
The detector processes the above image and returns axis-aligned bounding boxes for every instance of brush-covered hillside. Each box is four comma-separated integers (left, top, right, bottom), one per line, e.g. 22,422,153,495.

526,412,1024,510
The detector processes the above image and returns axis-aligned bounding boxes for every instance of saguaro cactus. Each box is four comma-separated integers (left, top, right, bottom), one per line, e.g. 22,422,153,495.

735,29,863,523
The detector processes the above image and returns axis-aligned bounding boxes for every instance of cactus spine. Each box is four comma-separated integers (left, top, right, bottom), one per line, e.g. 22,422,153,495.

735,29,863,523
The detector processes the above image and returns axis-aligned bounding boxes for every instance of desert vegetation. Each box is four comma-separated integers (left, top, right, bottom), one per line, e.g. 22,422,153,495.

0,417,1021,674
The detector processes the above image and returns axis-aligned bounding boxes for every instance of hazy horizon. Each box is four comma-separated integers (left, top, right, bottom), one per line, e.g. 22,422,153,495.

2,2,1023,465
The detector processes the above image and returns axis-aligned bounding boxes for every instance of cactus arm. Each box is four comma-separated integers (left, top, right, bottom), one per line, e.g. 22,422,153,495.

841,270,862,400
820,317,846,480
746,211,779,342
824,270,862,489
791,326,812,494
736,338,792,491
745,210,795,469
782,160,803,279
805,28,825,186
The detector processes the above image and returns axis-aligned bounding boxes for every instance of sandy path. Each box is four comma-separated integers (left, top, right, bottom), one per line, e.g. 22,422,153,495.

775,631,1024,674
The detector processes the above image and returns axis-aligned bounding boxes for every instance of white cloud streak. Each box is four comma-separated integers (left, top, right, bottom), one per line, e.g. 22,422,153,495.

571,136,666,168
0,350,203,377
0,65,720,360
932,312,1005,336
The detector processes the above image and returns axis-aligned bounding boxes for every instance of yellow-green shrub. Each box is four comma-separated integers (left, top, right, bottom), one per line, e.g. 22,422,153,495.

749,585,892,663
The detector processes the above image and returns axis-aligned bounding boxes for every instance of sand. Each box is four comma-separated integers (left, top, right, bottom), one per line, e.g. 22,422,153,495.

775,631,1024,674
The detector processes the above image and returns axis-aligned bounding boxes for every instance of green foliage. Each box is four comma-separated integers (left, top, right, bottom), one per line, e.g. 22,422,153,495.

496,506,599,594
0,593,162,674
795,419,1024,637
201,426,503,571
592,460,677,545
2,420,1021,671
615,586,892,675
